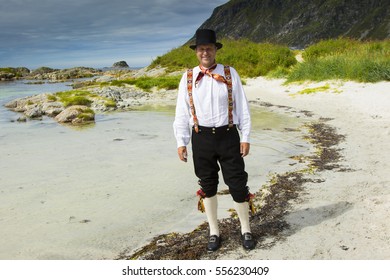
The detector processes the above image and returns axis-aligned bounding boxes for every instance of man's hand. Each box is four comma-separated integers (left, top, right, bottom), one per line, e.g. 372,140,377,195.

240,142,250,157
177,146,188,162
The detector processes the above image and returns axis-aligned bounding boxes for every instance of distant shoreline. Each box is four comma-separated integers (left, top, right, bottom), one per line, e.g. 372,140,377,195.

0,65,146,82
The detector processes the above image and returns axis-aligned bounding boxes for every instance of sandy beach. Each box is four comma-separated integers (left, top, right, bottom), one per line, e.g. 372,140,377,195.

218,78,390,259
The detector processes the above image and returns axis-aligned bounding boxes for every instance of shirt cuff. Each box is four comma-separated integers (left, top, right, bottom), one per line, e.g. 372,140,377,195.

241,134,250,143
176,137,190,148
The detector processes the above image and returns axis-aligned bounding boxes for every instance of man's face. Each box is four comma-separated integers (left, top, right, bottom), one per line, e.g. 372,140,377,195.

196,44,217,68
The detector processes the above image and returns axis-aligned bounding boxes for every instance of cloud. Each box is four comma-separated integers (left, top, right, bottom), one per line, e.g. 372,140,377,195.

0,0,228,68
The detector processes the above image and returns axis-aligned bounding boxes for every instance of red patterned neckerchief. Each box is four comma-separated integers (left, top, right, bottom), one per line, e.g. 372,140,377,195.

195,63,227,87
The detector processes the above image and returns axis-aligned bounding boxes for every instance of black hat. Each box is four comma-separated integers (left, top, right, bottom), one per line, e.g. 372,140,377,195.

189,29,223,50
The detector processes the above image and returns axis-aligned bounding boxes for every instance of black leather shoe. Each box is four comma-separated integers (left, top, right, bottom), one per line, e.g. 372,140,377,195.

207,235,220,252
242,232,255,250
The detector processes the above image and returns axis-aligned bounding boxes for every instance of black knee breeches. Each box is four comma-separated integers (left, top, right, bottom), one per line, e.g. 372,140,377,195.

191,125,249,202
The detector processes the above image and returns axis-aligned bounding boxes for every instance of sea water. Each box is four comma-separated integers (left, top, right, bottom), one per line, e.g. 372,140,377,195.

0,80,310,259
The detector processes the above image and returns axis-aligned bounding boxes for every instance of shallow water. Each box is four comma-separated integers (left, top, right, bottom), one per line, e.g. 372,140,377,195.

0,81,310,259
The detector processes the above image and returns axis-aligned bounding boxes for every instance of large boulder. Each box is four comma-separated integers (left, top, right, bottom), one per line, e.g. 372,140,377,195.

54,105,94,124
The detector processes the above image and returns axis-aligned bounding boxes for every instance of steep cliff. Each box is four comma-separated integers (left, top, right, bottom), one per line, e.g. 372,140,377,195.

195,0,390,48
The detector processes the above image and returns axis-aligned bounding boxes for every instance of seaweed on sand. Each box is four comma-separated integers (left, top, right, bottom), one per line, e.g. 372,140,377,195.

304,122,345,171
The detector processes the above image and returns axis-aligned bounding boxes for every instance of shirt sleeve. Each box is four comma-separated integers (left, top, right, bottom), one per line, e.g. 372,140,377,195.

173,72,192,147
231,67,251,143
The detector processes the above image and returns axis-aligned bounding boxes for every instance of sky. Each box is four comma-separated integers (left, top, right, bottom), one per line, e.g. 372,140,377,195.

0,0,228,69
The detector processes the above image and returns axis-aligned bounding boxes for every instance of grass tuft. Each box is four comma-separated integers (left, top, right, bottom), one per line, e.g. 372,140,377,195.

55,90,94,107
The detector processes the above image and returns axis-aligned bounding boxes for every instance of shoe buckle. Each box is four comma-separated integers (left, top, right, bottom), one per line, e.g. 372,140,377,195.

244,233,252,240
209,236,217,242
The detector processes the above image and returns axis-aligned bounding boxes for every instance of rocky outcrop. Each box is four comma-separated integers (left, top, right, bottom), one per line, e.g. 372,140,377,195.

29,67,57,76
4,69,178,126
0,71,16,81
195,0,390,48
90,86,149,110
0,67,30,81
5,94,65,119
1,66,103,81
112,61,129,68
5,94,95,125
27,67,102,81
5,94,49,112
5,87,156,125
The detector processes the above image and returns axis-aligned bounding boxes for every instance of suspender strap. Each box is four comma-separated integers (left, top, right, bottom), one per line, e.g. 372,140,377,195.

187,69,199,133
224,65,234,128
187,65,233,133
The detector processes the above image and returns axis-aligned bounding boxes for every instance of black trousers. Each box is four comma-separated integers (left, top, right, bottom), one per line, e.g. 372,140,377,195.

191,125,249,202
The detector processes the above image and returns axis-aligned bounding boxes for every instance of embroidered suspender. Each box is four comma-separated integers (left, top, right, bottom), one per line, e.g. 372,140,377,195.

186,68,199,133
224,65,234,128
187,65,233,133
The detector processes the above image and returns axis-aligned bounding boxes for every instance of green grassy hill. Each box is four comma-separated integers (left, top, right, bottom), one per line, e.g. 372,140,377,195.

150,38,390,83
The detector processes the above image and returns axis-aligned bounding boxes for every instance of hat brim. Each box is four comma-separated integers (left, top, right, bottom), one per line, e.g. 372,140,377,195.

190,42,223,50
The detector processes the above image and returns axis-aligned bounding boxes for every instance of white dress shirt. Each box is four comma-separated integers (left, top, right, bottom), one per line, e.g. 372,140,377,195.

173,64,251,148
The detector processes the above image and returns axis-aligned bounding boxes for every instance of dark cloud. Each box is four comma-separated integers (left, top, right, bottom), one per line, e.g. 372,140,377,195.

0,0,227,68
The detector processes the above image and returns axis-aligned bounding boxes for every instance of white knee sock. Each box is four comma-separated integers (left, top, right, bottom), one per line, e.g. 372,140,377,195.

203,195,219,236
234,201,251,234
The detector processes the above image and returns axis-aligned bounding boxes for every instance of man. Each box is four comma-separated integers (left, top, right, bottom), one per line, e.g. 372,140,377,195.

173,29,255,252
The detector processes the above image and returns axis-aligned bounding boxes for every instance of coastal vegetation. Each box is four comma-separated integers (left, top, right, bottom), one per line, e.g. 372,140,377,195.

150,39,297,77
53,89,117,108
286,38,390,83
55,90,94,107
149,38,389,84
73,107,95,122
71,38,388,96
